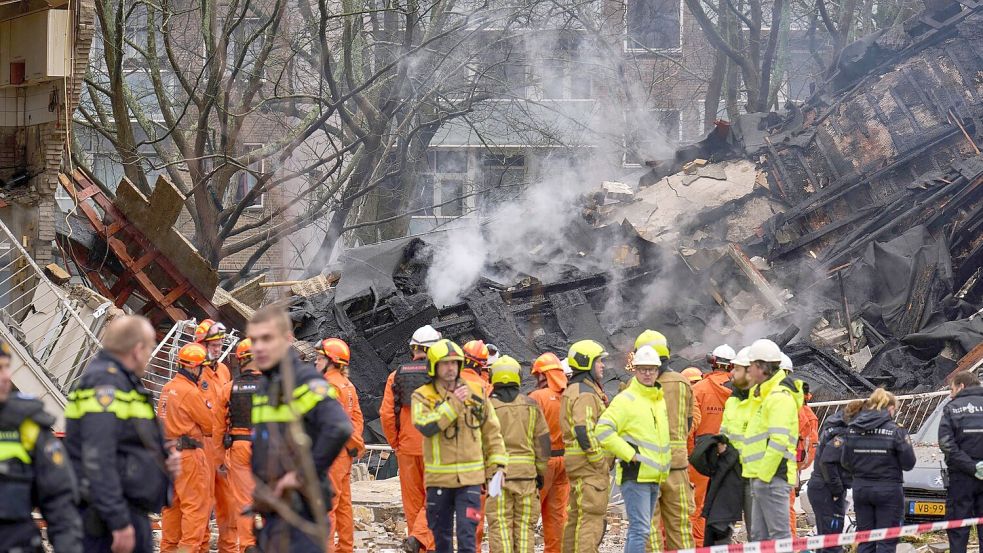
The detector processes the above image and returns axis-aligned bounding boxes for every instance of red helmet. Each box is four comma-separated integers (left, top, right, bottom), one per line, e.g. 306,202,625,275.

462,340,489,369
235,338,253,362
317,338,351,367
531,352,563,374
194,319,226,343
177,343,208,369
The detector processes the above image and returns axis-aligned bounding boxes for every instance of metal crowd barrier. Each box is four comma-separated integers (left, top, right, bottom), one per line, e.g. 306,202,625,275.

143,319,239,402
810,390,950,435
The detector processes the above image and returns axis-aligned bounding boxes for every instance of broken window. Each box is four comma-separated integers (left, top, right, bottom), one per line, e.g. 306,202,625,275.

626,0,681,50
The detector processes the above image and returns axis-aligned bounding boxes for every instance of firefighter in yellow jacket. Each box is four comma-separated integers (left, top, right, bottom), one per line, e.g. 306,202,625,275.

486,356,550,553
411,339,508,553
635,330,697,552
561,340,610,553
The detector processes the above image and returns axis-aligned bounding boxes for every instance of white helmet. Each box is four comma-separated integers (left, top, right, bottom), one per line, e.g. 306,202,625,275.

486,343,500,365
560,357,572,377
732,346,752,367
711,344,736,362
410,325,441,349
748,339,783,363
780,353,793,371
633,346,662,368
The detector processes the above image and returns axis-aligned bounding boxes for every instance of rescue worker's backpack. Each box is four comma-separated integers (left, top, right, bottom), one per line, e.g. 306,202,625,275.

392,362,430,431
226,371,262,446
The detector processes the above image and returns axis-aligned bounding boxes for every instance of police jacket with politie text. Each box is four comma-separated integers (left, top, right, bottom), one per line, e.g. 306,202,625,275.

814,410,852,497
251,350,353,512
940,385,983,476
841,409,915,484
65,351,171,531
0,393,83,553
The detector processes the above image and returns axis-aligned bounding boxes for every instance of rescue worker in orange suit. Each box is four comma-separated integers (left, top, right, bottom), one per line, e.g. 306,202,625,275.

461,339,493,548
688,345,735,545
316,338,366,553
223,338,260,553
781,354,818,535
195,319,238,553
381,325,441,553
160,343,215,553
528,352,569,553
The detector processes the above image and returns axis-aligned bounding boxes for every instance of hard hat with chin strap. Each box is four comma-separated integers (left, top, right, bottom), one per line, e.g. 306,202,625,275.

489,355,522,386
426,339,464,377
317,338,351,367
568,340,608,372
634,330,670,359
410,325,442,350
178,343,208,369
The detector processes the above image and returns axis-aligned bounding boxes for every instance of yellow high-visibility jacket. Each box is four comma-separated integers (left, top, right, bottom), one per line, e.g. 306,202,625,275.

489,390,550,480
596,378,671,484
561,375,608,479
412,378,508,488
741,370,803,483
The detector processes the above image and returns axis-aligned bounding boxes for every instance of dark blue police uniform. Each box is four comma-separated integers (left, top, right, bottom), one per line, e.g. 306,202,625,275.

939,385,983,553
841,409,915,553
64,351,171,553
807,410,852,553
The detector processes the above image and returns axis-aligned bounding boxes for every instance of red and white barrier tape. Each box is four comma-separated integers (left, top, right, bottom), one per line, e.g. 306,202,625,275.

667,516,983,553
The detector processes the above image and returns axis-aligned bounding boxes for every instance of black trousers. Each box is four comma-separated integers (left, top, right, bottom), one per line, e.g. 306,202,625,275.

807,478,847,553
854,482,904,553
426,485,482,553
704,522,734,546
80,505,153,553
946,471,983,553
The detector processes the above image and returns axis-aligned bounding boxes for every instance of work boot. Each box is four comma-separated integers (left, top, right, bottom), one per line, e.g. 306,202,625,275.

402,536,423,553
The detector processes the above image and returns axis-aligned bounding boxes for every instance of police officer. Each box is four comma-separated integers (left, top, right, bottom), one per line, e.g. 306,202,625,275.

0,340,82,553
841,389,915,553
65,315,179,553
807,399,863,553
247,306,353,553
940,371,983,553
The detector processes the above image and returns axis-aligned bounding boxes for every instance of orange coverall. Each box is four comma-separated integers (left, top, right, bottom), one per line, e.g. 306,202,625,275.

528,369,569,553
326,369,365,553
688,370,732,545
200,361,238,553
222,368,261,551
790,401,819,533
380,370,434,551
160,369,214,552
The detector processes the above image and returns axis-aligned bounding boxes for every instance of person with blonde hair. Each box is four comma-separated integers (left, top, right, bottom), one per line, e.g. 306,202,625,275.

841,389,915,553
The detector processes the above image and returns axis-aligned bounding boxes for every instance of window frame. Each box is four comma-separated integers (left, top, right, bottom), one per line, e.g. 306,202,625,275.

623,0,685,53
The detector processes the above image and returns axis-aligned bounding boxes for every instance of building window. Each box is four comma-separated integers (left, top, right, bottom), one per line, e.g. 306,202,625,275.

230,17,264,78
626,0,682,50
624,109,680,165
229,147,265,209
411,151,471,219
479,153,524,212
477,42,527,98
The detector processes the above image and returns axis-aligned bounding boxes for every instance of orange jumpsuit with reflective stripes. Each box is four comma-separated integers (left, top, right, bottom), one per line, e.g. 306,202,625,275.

222,367,260,551
688,370,732,544
200,361,238,553
380,369,434,551
528,369,569,553
790,402,819,533
160,369,215,552
326,369,365,553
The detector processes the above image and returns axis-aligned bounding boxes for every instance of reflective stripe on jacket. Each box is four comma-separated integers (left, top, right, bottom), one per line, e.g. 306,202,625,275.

657,370,696,469
596,377,671,484
560,376,608,479
741,370,802,483
489,390,549,480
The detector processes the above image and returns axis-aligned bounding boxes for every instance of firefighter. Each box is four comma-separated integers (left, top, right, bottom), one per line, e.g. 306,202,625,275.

842,389,915,553
411,339,507,553
596,345,671,553
808,399,864,553
780,354,818,535
247,306,353,553
941,371,983,553
528,352,569,553
560,339,610,553
485,355,550,553
681,367,703,384
462,339,493,394
380,325,440,553
160,343,215,553
224,338,260,553
689,344,735,544
638,330,696,552
65,315,179,553
316,338,365,553
0,340,82,553
194,319,238,553
742,339,802,542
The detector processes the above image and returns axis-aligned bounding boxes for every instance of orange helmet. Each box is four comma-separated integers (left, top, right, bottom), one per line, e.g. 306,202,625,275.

681,367,703,383
531,352,563,374
462,340,489,369
177,343,208,369
194,319,227,343
317,338,351,367
235,338,253,362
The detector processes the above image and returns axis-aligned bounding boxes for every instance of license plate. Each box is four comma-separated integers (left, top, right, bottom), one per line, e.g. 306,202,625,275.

909,501,945,516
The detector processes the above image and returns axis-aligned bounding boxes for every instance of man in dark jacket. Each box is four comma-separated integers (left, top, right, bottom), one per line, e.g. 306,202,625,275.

248,306,354,553
940,371,983,553
65,315,180,553
690,434,743,545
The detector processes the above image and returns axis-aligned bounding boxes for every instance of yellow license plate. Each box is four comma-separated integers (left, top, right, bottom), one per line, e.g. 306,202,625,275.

910,501,945,516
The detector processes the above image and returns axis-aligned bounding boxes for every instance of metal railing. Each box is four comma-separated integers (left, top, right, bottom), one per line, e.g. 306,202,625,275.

142,319,239,401
354,444,397,480
810,391,950,435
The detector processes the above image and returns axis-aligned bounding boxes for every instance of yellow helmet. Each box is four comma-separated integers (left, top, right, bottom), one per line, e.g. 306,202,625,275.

426,339,465,377
567,340,608,372
634,329,670,359
489,355,522,386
